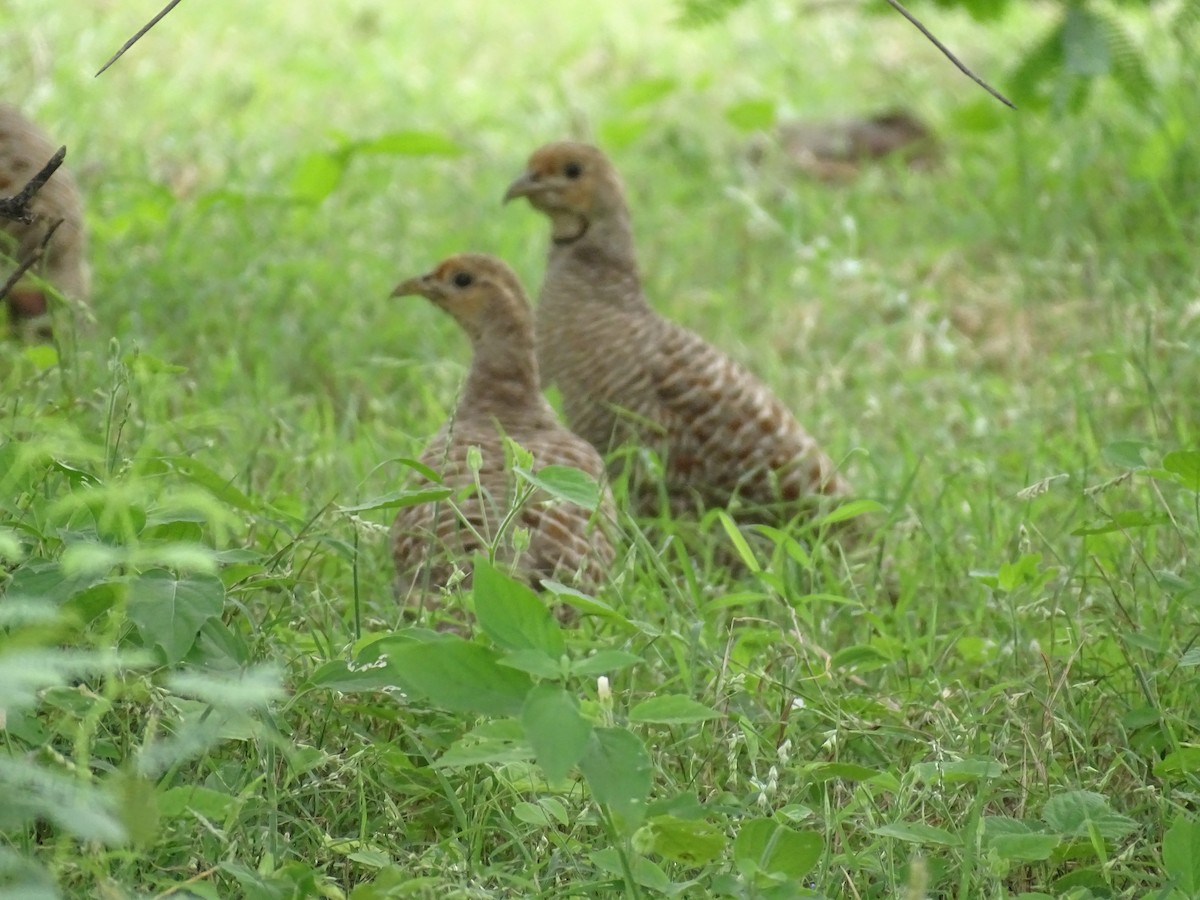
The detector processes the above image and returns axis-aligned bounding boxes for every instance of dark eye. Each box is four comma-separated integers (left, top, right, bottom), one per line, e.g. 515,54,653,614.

453,271,473,288
564,161,582,179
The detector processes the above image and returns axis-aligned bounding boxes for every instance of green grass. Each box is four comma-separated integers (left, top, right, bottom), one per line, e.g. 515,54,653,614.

3,0,1200,897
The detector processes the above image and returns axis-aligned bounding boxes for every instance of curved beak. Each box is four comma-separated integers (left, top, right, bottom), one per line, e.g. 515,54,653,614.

503,171,541,204
390,273,435,299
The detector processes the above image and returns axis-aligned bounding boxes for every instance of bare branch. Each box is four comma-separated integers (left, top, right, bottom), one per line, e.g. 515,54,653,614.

96,0,186,77
884,0,1015,109
0,218,63,304
0,146,66,225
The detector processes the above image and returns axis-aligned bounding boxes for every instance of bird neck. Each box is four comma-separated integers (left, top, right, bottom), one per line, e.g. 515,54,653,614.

546,211,648,310
461,332,547,422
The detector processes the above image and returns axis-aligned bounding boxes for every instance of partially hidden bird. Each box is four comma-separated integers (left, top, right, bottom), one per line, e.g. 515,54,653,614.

0,104,89,341
389,253,616,602
503,141,854,519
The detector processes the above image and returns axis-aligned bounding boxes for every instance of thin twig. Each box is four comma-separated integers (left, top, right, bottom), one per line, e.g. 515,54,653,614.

884,0,1016,109
95,0,186,77
0,218,63,303
0,147,66,224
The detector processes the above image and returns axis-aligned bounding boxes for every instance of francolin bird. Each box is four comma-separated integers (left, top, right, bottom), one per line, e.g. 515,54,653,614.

0,104,89,341
504,141,854,519
389,253,616,602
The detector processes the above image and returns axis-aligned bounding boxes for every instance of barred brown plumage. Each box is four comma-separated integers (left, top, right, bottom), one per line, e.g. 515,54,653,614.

504,141,854,518
0,104,89,341
389,253,615,601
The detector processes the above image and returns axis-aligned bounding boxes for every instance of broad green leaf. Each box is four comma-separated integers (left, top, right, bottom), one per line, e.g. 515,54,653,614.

473,556,566,657
830,644,892,672
989,833,1061,861
1163,450,1200,491
435,721,533,769
579,727,652,824
521,684,592,781
162,456,258,512
515,465,603,511
290,152,344,203
616,77,678,111
1071,511,1171,536
733,819,822,881
127,570,225,665
589,847,673,893
641,814,726,865
571,650,643,678
513,797,569,827
1163,816,1200,893
872,822,962,846
803,762,883,783
1041,790,1138,840
1155,747,1200,778
497,649,563,679
388,638,534,716
1178,647,1200,667
354,131,463,157
629,695,720,725
1101,440,1152,470
725,99,775,132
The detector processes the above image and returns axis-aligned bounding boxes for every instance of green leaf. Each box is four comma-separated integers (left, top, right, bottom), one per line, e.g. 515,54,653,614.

733,819,822,881
589,847,673,893
162,456,258,512
473,556,566,657
579,727,652,824
803,762,883,783
815,499,886,527
989,833,1061,861
435,721,532,769
1155,747,1200,778
1163,450,1200,491
387,638,533,717
127,570,225,665
641,814,726,865
725,99,776,132
911,759,1004,783
337,487,452,513
571,650,643,678
290,152,344,203
716,511,760,572
353,131,463,157
872,822,962,846
1163,816,1200,894
615,77,678,111
521,684,592,782
1063,5,1110,76
1101,440,1153,470
157,785,238,819
514,464,603,511
629,695,720,725
1071,511,1171,536
1041,790,1138,840
497,649,563,679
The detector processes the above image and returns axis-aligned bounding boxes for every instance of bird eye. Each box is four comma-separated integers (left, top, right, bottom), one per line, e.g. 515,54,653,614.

453,271,473,288
564,161,582,179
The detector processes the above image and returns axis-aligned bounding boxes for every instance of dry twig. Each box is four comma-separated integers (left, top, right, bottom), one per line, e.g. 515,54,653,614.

0,218,63,304
884,0,1015,108
0,147,66,225
96,0,185,76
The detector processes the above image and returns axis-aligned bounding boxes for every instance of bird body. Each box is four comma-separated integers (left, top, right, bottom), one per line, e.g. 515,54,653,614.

0,104,89,340
389,253,615,600
505,142,853,517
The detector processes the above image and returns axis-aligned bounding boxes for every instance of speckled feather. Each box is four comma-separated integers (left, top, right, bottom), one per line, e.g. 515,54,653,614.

0,104,89,338
390,253,615,600
508,142,853,516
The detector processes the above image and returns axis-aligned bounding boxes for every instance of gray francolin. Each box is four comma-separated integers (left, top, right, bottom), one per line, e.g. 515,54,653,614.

504,141,854,519
389,253,616,602
0,104,89,341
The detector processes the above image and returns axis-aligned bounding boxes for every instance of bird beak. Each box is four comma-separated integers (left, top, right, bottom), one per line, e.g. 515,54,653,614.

503,172,541,204
390,273,436,299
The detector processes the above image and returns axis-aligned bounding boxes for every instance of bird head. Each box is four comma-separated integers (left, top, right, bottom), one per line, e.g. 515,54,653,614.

503,142,625,243
390,253,532,343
